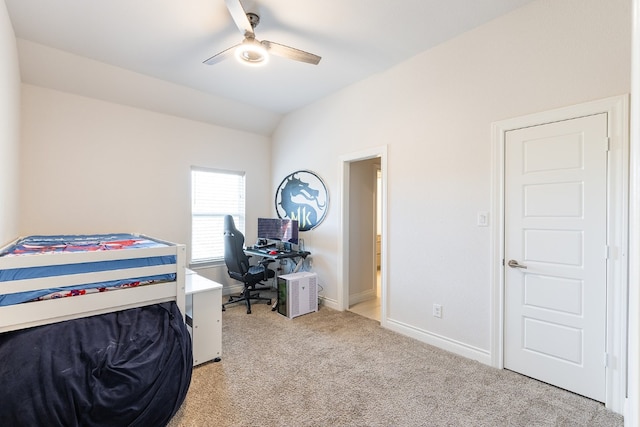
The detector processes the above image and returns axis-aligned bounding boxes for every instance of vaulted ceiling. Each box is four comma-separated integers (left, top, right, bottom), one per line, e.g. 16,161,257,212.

5,0,535,135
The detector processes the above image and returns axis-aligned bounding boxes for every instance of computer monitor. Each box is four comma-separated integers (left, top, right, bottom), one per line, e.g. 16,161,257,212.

257,218,299,245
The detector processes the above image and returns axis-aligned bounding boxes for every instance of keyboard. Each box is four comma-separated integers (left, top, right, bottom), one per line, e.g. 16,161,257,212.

249,247,274,254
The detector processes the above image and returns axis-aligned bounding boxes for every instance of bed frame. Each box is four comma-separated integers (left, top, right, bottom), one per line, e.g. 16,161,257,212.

0,235,186,333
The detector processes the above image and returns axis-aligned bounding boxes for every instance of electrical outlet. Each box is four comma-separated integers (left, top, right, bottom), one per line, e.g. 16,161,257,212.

433,304,442,318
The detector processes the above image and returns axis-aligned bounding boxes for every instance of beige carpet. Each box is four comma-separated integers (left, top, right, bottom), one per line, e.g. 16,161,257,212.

168,299,623,427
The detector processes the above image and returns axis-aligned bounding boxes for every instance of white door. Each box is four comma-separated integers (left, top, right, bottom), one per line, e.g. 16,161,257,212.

504,113,608,402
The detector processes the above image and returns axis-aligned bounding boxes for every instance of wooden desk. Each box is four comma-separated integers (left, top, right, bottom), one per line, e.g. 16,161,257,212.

185,270,222,366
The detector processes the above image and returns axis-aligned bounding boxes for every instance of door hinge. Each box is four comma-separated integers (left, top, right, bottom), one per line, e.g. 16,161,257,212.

605,137,611,151
605,245,610,259
604,352,609,368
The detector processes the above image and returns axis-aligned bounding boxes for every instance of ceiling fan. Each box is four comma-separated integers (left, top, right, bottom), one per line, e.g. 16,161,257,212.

203,0,321,67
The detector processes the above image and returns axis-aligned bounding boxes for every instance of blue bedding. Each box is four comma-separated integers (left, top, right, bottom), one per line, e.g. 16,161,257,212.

0,233,170,255
0,302,192,426
0,234,177,306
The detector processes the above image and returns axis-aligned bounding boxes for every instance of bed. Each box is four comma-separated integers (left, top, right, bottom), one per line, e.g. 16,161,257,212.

0,233,192,426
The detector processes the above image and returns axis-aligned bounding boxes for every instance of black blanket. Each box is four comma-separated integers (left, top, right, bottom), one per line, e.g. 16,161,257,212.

0,302,192,426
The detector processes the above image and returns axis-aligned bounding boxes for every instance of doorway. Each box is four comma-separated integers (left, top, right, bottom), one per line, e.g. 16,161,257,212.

491,95,629,413
347,160,381,321
339,146,387,326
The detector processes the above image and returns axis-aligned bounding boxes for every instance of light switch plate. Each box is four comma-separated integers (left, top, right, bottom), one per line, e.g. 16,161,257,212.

477,212,489,227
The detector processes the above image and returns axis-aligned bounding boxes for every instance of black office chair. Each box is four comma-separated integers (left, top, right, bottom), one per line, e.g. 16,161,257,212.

222,215,275,314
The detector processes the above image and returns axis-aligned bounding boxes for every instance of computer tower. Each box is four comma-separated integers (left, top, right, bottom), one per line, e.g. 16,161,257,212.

277,272,318,319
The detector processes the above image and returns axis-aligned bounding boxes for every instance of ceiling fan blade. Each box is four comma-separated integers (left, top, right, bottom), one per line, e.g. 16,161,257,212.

203,44,239,65
262,41,321,65
225,0,254,37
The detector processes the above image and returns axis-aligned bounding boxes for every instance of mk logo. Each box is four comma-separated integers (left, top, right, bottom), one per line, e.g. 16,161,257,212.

289,207,313,230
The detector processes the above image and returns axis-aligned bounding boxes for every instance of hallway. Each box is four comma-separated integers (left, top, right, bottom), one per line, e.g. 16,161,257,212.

349,270,381,322
349,296,380,322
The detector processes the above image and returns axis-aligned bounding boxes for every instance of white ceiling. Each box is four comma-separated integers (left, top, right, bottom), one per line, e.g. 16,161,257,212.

5,0,535,135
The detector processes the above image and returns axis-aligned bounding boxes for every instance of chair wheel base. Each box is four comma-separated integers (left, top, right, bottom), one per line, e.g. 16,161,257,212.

221,288,273,314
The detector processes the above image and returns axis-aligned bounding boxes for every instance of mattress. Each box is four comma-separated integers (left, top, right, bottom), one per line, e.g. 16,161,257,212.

0,234,177,306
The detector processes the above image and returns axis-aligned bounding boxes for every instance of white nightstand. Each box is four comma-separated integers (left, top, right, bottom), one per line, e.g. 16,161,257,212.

185,270,223,366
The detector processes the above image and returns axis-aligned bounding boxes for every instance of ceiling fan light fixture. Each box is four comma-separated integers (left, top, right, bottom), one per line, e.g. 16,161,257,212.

203,2,320,67
235,39,269,66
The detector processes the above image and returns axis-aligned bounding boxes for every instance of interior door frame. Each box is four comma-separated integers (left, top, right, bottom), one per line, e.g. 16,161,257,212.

629,1,640,423
338,145,388,327
490,95,629,413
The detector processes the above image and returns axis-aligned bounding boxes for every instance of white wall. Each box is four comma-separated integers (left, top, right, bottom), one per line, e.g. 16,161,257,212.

0,1,20,245
272,0,631,356
19,84,273,286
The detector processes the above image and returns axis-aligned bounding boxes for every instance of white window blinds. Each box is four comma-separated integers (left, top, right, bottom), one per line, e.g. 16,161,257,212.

191,168,245,264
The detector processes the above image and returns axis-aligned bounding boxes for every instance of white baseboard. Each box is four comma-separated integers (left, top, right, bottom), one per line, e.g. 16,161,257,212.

222,283,244,296
385,318,492,365
320,296,339,311
319,297,490,365
349,289,376,305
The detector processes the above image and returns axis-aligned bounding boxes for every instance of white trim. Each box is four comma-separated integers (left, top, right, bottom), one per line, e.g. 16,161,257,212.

339,146,388,327
626,0,640,424
221,282,244,296
349,289,377,305
386,318,491,365
320,296,339,310
490,95,629,414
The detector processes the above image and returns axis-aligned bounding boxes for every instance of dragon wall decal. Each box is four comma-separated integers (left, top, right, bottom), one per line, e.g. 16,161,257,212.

275,170,328,231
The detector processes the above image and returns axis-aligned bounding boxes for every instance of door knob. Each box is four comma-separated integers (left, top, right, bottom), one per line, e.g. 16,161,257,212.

508,259,527,269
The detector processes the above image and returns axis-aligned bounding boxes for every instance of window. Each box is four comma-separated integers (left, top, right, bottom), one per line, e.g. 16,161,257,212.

191,168,245,264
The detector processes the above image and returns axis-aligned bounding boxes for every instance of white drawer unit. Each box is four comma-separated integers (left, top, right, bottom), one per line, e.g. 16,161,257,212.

185,270,222,366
